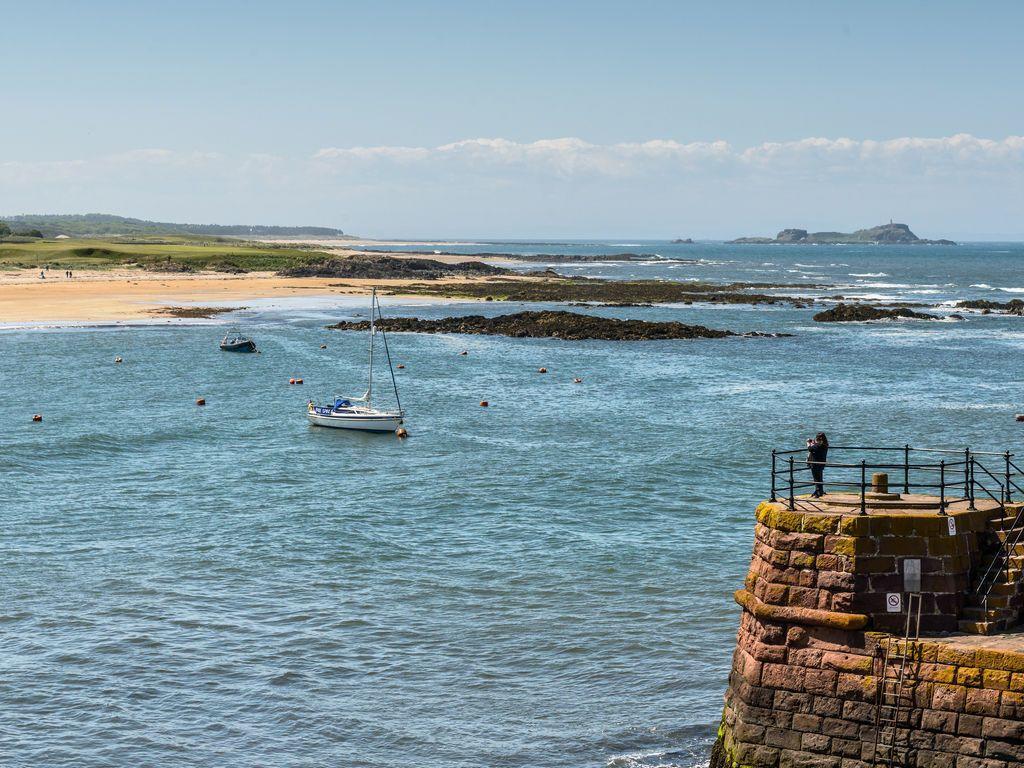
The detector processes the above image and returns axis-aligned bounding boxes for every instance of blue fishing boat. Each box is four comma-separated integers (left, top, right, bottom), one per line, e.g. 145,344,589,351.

220,328,257,353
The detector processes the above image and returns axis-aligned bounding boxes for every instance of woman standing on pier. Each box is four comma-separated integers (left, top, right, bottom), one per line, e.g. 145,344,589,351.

807,432,829,497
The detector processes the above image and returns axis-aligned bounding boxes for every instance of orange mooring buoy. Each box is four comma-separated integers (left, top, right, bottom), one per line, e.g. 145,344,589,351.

289,378,296,385
32,413,42,422
480,400,489,407
395,427,408,438
195,398,206,406
538,367,548,374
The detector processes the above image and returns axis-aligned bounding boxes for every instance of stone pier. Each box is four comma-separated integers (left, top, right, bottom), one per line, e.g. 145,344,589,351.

710,491,1024,768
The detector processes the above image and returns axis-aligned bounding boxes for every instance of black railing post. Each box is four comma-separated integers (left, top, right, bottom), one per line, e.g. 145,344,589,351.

860,460,867,515
904,444,910,494
1006,451,1012,504
968,458,976,511
965,448,971,500
788,457,795,510
939,460,947,515
771,450,777,502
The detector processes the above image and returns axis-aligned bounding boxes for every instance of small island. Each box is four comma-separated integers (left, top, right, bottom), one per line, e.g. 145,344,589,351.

729,222,955,245
671,238,693,244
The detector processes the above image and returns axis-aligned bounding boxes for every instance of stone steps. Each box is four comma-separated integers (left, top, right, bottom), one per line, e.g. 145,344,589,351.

957,618,1011,635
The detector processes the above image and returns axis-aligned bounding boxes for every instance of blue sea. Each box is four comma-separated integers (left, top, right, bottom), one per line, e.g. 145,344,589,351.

4,241,1024,767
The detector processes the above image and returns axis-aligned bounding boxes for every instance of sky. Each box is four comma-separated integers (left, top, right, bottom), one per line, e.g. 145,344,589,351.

2,0,1023,239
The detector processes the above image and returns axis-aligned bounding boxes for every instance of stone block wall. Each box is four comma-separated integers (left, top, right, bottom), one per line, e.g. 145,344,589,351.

710,501,1023,768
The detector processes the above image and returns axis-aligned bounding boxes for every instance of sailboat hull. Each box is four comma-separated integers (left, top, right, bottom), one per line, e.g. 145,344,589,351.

307,411,403,432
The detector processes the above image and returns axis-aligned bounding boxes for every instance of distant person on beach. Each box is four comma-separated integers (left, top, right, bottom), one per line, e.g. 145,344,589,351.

806,432,829,497
39,270,45,279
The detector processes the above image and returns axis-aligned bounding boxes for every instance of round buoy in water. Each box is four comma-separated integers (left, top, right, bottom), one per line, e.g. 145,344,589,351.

1016,414,1024,422
573,378,583,384
395,428,408,438
195,398,206,406
320,344,327,349
289,378,296,385
538,367,547,374
396,364,405,369
480,400,489,407
32,414,42,422
114,357,123,364
459,350,468,356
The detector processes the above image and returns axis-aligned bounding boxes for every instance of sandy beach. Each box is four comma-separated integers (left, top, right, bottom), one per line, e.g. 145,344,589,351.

0,268,493,324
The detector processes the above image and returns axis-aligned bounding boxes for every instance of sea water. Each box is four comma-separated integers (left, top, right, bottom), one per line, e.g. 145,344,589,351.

4,242,1024,767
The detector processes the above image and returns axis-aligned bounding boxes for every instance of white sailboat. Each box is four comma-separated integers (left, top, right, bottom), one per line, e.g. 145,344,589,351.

307,289,406,433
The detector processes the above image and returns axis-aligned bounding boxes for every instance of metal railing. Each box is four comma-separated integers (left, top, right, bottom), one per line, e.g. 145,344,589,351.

770,444,1024,613
770,445,1020,515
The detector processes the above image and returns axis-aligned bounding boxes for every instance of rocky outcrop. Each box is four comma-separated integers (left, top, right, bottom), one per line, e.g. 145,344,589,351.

957,299,1024,316
812,303,936,322
279,256,510,279
671,238,694,244
730,222,956,245
327,310,786,341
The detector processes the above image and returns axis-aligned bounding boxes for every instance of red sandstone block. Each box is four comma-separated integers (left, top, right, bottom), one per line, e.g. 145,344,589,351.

821,651,873,675
787,648,824,668
998,690,1024,719
982,669,1012,691
838,759,871,768
800,732,831,753
817,571,855,591
957,713,983,737
803,669,838,696
982,716,1024,741
734,742,782,767
953,757,1009,768
764,663,806,692
935,732,983,755
965,687,1001,716
765,728,803,751
985,739,1024,762
840,699,875,724
830,592,854,612
827,737,861,758
815,554,839,570
788,586,820,609
820,716,860,740
752,641,789,663
921,708,958,732
916,750,955,768
791,712,823,732
778,749,841,768
773,690,812,714
932,684,968,711
811,696,842,718
835,673,874,702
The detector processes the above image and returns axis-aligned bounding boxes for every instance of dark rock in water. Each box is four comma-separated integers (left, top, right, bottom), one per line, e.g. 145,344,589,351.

671,238,694,244
813,303,936,322
279,256,510,280
327,310,788,341
956,299,1024,316
729,222,956,245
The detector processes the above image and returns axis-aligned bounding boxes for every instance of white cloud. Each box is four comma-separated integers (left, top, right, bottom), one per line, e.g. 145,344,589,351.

3,135,1023,237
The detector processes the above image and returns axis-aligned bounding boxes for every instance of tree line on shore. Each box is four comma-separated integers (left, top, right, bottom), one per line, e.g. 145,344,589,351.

0,221,44,239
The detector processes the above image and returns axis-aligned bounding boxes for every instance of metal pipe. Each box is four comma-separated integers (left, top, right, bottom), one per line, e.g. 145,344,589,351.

788,457,795,511
1006,451,1012,504
860,460,866,515
939,460,946,515
968,458,976,511
904,444,910,494
770,450,777,502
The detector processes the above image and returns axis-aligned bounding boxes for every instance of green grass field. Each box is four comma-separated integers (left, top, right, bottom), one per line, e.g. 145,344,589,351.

0,236,330,272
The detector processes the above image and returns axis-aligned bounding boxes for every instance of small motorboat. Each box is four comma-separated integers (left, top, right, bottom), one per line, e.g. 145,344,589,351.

220,328,257,353
307,289,405,433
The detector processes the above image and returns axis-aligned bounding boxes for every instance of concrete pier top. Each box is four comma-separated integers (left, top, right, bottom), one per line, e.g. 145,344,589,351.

769,493,1005,515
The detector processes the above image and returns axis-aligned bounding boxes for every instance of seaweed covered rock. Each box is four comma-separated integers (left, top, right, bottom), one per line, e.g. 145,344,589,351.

328,310,786,341
956,298,1024,315
812,303,936,322
279,256,510,280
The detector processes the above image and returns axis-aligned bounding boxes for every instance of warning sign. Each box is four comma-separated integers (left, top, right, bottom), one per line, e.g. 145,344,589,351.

947,517,957,536
886,593,903,613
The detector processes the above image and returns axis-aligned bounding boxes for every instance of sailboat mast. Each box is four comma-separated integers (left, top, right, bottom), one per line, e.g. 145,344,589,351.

367,289,375,406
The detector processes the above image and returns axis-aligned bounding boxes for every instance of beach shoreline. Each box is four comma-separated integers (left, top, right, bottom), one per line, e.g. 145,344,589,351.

0,268,494,325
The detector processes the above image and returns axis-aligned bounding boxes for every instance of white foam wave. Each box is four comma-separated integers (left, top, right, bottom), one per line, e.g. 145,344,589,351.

849,272,889,277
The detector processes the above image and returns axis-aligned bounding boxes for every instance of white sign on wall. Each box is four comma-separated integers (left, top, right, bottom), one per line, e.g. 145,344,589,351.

886,593,903,613
947,517,957,536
